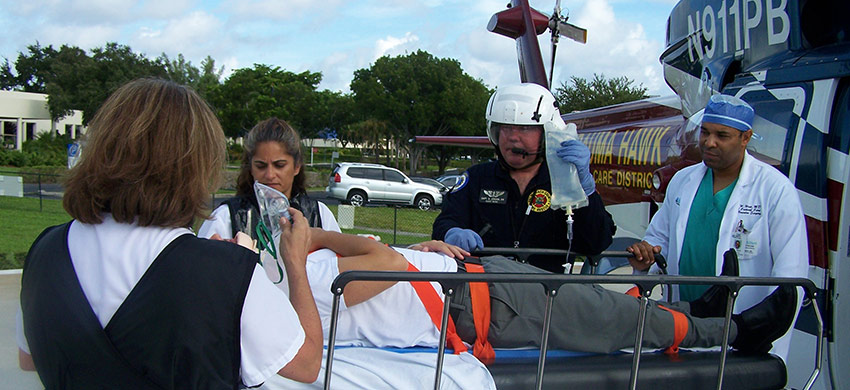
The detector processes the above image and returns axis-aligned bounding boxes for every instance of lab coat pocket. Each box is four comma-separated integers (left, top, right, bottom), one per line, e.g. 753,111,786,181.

730,215,762,261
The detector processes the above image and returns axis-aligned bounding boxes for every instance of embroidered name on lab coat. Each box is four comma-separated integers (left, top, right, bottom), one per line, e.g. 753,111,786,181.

738,204,762,215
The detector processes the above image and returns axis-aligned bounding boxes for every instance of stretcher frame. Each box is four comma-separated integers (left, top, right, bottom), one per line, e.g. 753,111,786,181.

322,253,822,390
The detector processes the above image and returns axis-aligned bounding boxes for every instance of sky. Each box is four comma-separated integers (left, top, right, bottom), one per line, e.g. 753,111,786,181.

0,0,679,96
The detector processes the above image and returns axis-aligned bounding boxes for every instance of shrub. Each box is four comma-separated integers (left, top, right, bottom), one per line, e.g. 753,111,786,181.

5,150,30,167
227,142,244,164
21,133,69,166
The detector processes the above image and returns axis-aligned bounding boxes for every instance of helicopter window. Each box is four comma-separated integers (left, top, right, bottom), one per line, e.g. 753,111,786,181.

739,89,802,175
828,79,850,154
801,0,850,48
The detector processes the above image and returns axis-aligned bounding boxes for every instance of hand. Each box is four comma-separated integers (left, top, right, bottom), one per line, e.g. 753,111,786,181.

556,139,595,195
278,208,311,269
626,240,662,271
209,233,233,243
233,232,258,252
210,233,258,253
444,227,483,252
408,240,471,260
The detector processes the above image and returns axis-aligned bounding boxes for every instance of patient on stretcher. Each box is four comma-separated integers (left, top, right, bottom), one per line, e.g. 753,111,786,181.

228,227,797,357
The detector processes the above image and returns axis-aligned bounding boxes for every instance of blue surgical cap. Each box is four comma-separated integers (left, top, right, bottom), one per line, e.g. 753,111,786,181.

702,94,754,131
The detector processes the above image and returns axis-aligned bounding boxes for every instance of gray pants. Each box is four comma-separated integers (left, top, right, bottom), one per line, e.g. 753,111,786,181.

451,256,732,354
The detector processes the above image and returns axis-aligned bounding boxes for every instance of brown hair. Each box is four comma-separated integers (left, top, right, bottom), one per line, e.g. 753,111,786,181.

63,78,226,227
235,117,305,198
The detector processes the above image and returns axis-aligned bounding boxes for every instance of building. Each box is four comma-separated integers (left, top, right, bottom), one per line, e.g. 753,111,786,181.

0,90,85,150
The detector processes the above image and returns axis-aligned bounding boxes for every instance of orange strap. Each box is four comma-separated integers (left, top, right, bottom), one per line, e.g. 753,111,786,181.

625,286,641,298
657,305,688,355
464,263,495,364
406,262,467,354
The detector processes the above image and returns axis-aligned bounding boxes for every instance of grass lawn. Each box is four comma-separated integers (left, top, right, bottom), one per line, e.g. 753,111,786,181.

324,204,438,246
0,196,71,269
1,195,440,269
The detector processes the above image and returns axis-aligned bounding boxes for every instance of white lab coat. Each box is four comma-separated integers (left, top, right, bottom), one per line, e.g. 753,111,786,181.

644,152,808,360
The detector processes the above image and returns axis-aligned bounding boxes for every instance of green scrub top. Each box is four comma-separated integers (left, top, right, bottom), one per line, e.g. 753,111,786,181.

679,170,738,301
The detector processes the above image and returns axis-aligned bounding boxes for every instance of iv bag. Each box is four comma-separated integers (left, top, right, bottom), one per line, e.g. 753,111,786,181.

544,122,589,210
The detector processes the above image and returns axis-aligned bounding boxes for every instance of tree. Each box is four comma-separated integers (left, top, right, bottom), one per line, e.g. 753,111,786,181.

345,119,389,163
195,56,224,101
158,53,200,86
554,73,648,113
3,41,224,125
209,64,322,138
350,50,490,174
304,90,356,142
45,43,165,123
156,53,223,102
0,42,59,92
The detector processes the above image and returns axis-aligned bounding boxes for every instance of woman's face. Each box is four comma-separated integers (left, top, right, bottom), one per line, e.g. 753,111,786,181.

250,141,301,198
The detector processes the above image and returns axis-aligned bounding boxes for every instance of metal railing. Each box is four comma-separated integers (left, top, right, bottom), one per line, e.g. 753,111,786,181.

0,170,62,212
323,267,821,390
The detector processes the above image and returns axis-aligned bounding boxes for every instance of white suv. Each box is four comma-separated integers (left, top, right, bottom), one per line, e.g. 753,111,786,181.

326,163,443,210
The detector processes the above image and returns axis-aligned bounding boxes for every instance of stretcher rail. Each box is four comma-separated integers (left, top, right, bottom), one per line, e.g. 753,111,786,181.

472,248,668,274
324,271,820,390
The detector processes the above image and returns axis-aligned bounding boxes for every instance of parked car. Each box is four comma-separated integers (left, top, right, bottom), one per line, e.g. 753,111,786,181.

326,163,443,210
436,174,464,190
410,177,449,195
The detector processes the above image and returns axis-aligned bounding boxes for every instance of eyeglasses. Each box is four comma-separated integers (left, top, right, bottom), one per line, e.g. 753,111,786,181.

496,124,541,133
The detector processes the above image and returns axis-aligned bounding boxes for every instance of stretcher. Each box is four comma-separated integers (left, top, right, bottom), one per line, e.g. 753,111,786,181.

322,251,822,390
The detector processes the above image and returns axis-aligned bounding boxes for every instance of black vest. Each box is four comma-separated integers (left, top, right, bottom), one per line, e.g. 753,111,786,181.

223,192,323,240
21,222,257,389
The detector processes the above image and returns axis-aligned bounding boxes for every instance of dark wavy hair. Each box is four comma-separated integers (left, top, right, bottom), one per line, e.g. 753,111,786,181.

63,78,226,227
235,118,305,198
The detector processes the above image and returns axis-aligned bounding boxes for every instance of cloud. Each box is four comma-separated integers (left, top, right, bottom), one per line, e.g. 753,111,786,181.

374,32,421,59
547,0,669,95
129,10,223,60
315,51,355,92
38,24,122,52
0,0,674,99
225,0,345,22
444,0,673,96
137,0,196,19
34,0,139,25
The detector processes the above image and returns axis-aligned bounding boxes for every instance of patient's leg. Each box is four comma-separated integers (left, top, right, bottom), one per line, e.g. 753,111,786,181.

463,257,710,353
457,256,791,355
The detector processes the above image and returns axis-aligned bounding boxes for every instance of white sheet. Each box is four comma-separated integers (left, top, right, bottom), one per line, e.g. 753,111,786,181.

260,347,496,390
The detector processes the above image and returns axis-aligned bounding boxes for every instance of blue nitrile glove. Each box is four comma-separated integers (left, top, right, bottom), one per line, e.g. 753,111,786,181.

556,139,595,195
444,227,484,251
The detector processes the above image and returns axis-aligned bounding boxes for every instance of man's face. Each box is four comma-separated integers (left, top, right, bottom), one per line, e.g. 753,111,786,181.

699,122,752,173
496,123,543,169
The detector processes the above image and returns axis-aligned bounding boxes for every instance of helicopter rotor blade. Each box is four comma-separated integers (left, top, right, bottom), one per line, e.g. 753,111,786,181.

560,22,587,44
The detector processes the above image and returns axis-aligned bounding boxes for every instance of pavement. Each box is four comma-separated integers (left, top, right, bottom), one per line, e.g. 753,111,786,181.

0,271,42,389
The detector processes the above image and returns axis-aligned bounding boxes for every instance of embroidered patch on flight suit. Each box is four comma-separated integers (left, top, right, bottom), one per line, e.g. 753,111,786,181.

479,189,507,204
528,189,551,212
451,172,470,193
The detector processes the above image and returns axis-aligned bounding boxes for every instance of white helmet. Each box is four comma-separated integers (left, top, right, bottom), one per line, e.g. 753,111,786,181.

485,83,566,145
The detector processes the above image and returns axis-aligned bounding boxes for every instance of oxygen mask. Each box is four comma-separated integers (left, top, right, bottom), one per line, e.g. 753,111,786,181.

253,181,292,285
